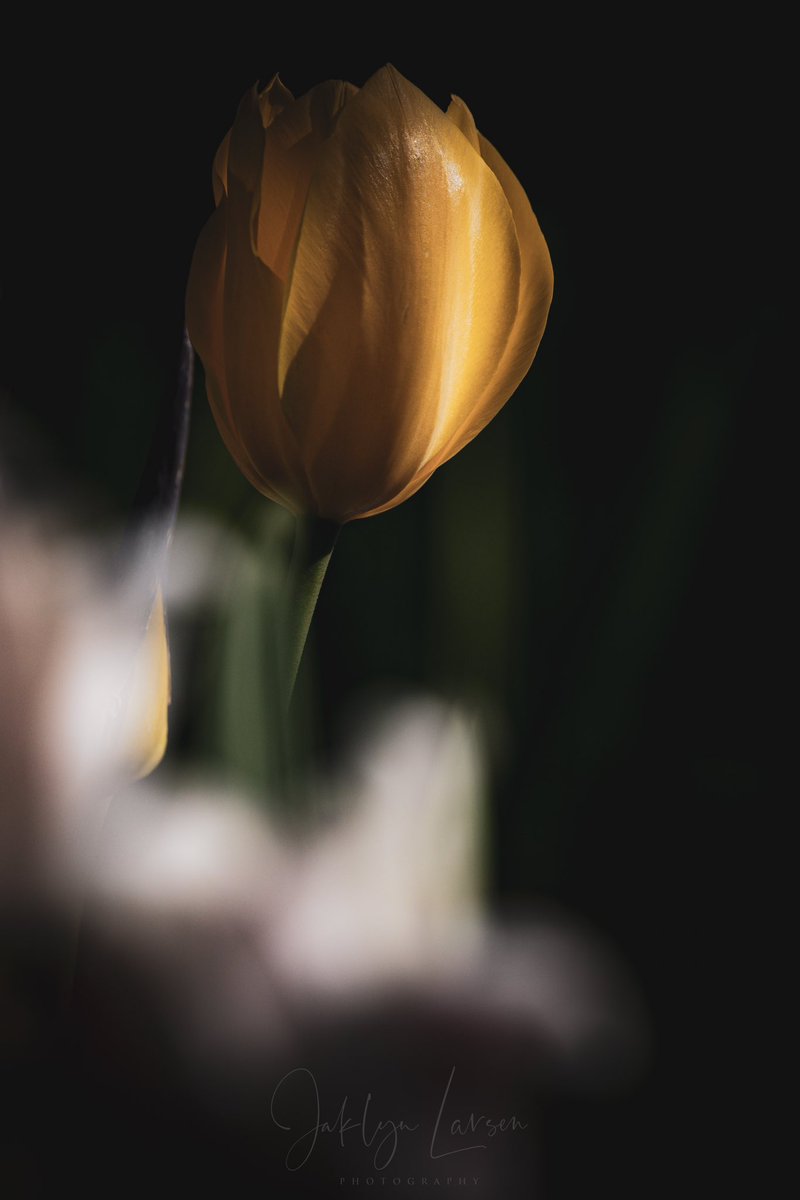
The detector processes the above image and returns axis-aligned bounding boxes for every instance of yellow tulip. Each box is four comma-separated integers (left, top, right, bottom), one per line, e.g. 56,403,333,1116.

187,65,553,524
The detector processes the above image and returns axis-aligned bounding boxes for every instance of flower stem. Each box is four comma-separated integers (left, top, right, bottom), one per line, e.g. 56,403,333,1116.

282,515,340,705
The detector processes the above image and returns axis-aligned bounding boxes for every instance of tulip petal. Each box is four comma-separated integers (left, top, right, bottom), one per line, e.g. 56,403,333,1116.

186,201,282,505
360,104,554,520
254,79,357,282
189,85,314,511
478,131,553,341
186,204,231,439
259,74,294,127
431,99,553,470
445,94,481,152
227,86,265,194
221,172,313,513
278,65,522,521
188,149,308,511
212,130,231,206
190,93,286,504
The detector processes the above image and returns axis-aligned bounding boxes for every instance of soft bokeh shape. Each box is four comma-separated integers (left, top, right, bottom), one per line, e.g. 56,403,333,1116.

0,518,170,892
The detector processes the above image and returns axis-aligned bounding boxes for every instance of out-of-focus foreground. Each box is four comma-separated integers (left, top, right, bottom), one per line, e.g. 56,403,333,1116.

0,514,644,1196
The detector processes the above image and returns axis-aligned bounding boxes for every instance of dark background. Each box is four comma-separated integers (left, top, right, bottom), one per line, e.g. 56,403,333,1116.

0,13,788,1198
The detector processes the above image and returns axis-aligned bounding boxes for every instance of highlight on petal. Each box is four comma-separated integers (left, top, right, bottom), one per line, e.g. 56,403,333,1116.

437,96,554,467
445,93,481,152
278,65,522,521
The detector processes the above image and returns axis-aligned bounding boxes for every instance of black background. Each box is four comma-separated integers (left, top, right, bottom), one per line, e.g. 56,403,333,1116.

0,12,788,1198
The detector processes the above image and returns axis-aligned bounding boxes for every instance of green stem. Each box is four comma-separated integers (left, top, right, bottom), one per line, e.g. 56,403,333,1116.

282,515,340,705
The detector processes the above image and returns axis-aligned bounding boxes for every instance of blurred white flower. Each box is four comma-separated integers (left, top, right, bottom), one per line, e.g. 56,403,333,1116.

77,696,643,1086
0,516,169,893
272,701,485,991
0,511,645,1196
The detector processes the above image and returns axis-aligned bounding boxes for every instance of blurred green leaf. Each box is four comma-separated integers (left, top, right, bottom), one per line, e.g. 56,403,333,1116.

205,504,293,803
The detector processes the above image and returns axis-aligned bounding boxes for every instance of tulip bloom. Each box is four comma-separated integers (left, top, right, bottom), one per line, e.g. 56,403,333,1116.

187,65,553,523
